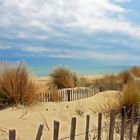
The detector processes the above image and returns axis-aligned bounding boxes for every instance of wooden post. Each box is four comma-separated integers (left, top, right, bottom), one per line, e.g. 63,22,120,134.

80,89,82,99
70,90,72,101
77,89,79,100
62,90,64,101
85,115,90,140
74,89,76,100
137,116,140,140
86,89,89,98
67,90,70,101
136,102,140,140
9,129,16,140
35,124,44,140
97,113,102,140
70,117,76,140
71,89,73,101
41,93,43,102
53,121,60,140
109,110,116,140
48,92,50,102
72,89,74,101
129,106,134,140
120,107,126,140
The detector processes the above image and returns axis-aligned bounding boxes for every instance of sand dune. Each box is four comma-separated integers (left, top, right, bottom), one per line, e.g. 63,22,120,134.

0,90,121,140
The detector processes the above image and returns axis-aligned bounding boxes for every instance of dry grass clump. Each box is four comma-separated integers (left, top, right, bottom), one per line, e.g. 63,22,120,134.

0,62,38,107
122,80,140,117
122,81,140,107
49,67,79,89
47,84,62,102
99,74,117,85
130,66,140,78
117,70,132,84
78,77,89,87
95,74,122,91
93,70,133,92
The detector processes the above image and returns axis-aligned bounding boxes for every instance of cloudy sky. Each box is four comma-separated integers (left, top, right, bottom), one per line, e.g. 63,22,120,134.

0,0,140,66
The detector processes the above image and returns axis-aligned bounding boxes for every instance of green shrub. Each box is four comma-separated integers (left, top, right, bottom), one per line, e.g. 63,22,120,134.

49,67,79,89
0,62,38,107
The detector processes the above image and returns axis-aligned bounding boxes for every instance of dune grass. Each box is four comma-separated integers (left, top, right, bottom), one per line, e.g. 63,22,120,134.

0,62,38,107
117,70,132,84
131,66,140,78
49,66,79,89
94,74,122,91
122,81,140,107
121,80,140,117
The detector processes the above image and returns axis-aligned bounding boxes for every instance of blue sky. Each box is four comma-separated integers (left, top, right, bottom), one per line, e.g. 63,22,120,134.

0,0,140,67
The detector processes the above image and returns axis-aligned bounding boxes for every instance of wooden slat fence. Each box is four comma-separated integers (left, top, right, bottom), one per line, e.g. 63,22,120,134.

38,87,100,102
8,105,140,140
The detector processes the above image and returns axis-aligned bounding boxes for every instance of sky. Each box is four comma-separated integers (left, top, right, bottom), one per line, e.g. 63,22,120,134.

0,0,140,67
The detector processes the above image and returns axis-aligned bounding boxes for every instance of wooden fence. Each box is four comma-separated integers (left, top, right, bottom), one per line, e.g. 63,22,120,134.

8,105,140,140
38,87,99,102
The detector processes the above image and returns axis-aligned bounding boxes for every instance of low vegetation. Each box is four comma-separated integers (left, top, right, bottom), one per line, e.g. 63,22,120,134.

0,62,38,108
94,74,122,91
93,69,133,92
130,66,140,78
49,67,79,89
117,70,132,84
122,80,140,117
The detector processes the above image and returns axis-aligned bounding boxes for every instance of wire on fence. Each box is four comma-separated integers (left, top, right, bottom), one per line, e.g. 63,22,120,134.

58,113,140,140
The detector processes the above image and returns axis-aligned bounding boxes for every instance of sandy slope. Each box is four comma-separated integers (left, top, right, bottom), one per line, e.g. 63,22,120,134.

0,90,121,140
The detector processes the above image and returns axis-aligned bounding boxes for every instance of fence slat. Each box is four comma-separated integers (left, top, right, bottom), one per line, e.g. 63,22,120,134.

120,107,126,140
97,113,102,140
136,102,140,140
137,116,140,140
53,121,60,140
129,106,134,140
38,87,100,102
9,130,16,140
85,115,90,140
35,124,44,140
67,90,70,101
70,117,76,140
109,110,116,140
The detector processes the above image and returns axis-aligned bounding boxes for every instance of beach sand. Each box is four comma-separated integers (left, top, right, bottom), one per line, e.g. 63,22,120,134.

0,90,121,140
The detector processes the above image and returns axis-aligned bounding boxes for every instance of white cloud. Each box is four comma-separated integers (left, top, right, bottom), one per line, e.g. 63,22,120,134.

23,46,49,53
114,0,131,3
0,45,11,49
22,45,139,63
49,49,140,63
1,0,139,40
22,46,68,53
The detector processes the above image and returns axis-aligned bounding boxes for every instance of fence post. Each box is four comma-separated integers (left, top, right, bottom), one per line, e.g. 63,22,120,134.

70,117,76,140
120,107,126,140
97,113,102,140
9,129,16,140
129,105,134,140
109,110,116,140
35,124,44,140
136,102,140,140
67,90,71,101
53,121,60,140
85,115,90,140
